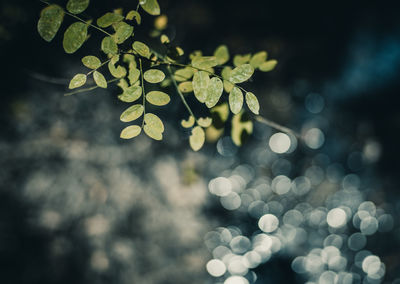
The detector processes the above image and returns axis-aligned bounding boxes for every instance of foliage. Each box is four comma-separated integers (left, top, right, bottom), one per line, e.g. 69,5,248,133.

37,0,278,151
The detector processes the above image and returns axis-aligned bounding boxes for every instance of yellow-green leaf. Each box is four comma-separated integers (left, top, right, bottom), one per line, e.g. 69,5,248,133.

214,45,230,65
233,54,251,67
224,80,234,93
113,22,133,44
66,0,89,14
189,126,205,151
143,69,165,83
174,68,194,82
197,117,212,128
69,73,87,89
191,56,218,69
120,104,144,122
178,81,193,93
101,36,118,55
229,87,243,114
181,116,195,128
250,51,268,69
146,91,170,106
108,61,127,78
132,41,151,58
192,71,210,103
231,111,253,146
144,113,164,140
118,85,142,102
93,71,107,88
211,102,230,123
160,34,170,44
229,64,254,84
245,92,260,115
221,66,232,79
205,77,223,108
37,5,64,42
120,125,142,139
82,55,101,69
97,12,124,28
63,22,88,54
126,10,141,25
140,0,161,16
259,60,277,72
128,68,140,85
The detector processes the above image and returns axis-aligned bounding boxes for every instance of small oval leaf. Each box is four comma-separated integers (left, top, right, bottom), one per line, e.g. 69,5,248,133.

132,41,151,58
63,22,88,54
93,71,107,88
197,117,212,128
259,60,278,72
82,56,101,69
233,54,251,67
126,10,141,24
192,56,218,69
120,125,142,139
69,73,87,89
143,69,165,83
229,87,243,114
146,91,170,106
37,5,64,42
113,22,133,44
97,12,124,28
120,104,144,122
144,113,164,140
140,0,161,16
205,77,223,108
181,116,195,128
249,51,267,69
229,64,254,84
178,81,193,93
66,0,89,14
214,45,230,65
174,67,194,82
101,36,118,55
189,126,205,151
192,71,210,103
118,85,142,102
245,92,260,115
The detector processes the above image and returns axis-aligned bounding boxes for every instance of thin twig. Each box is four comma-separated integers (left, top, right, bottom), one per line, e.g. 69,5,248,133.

64,78,119,96
139,58,146,127
254,115,300,138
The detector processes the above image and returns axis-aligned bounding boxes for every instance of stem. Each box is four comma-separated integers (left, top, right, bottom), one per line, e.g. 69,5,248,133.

64,78,119,96
39,0,112,37
167,65,197,121
86,59,111,76
254,116,300,138
139,58,146,127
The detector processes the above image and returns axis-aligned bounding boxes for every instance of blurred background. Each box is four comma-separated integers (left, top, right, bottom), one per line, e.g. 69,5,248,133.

1,0,400,283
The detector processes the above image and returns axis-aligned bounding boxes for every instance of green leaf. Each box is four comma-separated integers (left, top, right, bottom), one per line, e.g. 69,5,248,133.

192,71,210,103
144,113,164,140
113,22,133,44
63,22,88,54
126,10,141,25
66,0,89,14
118,85,142,102
97,12,124,28
101,36,118,55
233,54,251,67
214,45,230,65
259,60,277,72
120,104,144,122
249,51,267,69
229,87,243,114
221,66,232,79
189,126,205,151
211,102,230,123
191,56,218,69
205,77,223,108
139,0,161,16
69,73,87,89
128,68,140,85
181,116,195,128
146,91,170,106
132,41,151,58
143,69,165,83
178,81,193,93
82,56,101,69
229,64,254,84
120,125,142,139
231,111,253,146
245,92,260,115
37,5,64,42
174,67,194,82
197,117,212,128
108,61,127,78
93,71,107,88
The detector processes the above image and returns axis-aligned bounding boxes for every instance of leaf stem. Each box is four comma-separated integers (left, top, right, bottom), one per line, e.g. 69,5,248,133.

64,78,119,96
139,58,146,127
254,115,300,138
86,59,111,76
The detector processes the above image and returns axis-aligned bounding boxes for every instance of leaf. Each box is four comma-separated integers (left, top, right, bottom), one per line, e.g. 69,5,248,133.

113,22,133,44
211,103,230,123
154,15,168,30
126,10,141,24
178,81,193,93
174,68,194,82
214,45,230,65
140,0,161,16
118,85,142,102
181,116,195,128
231,111,253,146
146,91,170,106
197,117,212,128
143,69,165,83
128,68,140,85
229,87,243,114
108,61,127,78
82,56,101,69
189,126,205,151
229,64,254,84
101,36,118,55
221,66,232,79
224,80,234,93
37,5,64,42
97,12,124,28
120,125,142,139
93,71,107,88
120,104,144,122
205,77,223,108
259,60,277,72
144,113,164,140
191,56,218,69
205,126,224,143
69,73,87,89
63,22,88,54
250,51,267,69
160,34,170,44
66,0,89,14
245,92,260,115
192,71,210,103
233,54,251,67
132,41,151,58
